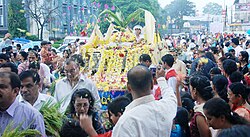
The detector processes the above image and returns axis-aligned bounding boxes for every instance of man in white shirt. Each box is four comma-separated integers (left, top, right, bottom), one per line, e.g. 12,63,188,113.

231,38,243,57
112,65,177,137
54,59,101,113
16,70,56,110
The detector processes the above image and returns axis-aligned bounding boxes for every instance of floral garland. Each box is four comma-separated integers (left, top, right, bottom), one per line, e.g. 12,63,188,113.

81,31,153,91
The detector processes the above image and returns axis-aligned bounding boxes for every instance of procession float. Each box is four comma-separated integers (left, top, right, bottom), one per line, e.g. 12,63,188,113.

80,8,163,110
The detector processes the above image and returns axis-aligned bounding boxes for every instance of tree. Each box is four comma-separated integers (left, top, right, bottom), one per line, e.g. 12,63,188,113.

112,0,161,27
163,0,195,29
24,0,59,40
203,2,223,15
8,0,27,38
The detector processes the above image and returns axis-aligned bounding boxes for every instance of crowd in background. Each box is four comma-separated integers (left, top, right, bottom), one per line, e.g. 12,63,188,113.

0,31,250,137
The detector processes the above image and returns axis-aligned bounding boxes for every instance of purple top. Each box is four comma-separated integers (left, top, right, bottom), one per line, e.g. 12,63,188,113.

0,99,46,136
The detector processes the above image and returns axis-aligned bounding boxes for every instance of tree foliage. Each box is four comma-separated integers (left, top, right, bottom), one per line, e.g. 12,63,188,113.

163,0,195,29
203,2,223,15
93,0,161,33
8,0,27,38
112,0,160,18
25,0,59,40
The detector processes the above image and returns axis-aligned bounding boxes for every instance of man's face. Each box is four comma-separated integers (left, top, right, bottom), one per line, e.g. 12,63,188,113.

135,29,141,35
20,77,39,103
0,77,17,109
28,52,37,62
64,62,80,81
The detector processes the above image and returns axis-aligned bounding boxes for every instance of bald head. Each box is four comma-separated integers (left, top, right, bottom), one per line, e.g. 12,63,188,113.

127,65,153,94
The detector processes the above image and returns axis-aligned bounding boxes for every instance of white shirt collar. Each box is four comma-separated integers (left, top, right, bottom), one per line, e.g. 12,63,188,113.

19,92,46,106
125,94,155,112
62,74,86,82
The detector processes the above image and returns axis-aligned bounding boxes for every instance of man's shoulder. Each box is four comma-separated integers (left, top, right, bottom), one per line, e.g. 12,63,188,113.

16,101,42,117
40,93,56,102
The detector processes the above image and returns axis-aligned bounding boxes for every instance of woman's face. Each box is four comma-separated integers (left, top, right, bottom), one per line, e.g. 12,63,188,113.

227,89,241,105
190,85,196,100
74,97,90,116
204,109,224,129
238,53,243,62
217,60,223,70
63,51,69,58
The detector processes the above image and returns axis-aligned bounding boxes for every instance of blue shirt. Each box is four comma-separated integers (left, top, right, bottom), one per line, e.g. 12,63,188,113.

0,99,46,136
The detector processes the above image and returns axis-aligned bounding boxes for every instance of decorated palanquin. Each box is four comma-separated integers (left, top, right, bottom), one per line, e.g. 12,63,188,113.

79,9,165,111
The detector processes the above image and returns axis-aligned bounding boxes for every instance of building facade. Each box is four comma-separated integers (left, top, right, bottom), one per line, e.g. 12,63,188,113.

0,0,8,35
231,0,250,31
26,0,98,40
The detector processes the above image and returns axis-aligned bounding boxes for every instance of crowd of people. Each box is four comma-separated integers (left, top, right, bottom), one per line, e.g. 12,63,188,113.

0,31,250,137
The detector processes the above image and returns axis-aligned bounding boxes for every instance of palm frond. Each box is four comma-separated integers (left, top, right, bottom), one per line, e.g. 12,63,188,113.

99,10,123,26
39,100,66,137
125,8,145,27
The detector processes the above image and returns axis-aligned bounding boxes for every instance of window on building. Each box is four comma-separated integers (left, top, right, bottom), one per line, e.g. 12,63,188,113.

0,0,3,5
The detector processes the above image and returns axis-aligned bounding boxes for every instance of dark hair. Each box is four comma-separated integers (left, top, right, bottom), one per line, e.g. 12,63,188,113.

0,53,9,61
181,98,194,115
16,44,21,48
63,49,71,58
161,54,174,67
19,51,28,60
218,56,227,63
212,75,229,102
175,107,191,137
231,38,239,45
229,71,243,83
218,125,250,137
211,47,219,54
139,54,152,63
0,62,18,74
41,41,48,46
19,70,40,84
223,59,237,76
190,75,214,101
204,98,249,126
210,67,221,75
28,50,39,58
69,88,95,116
229,82,250,100
205,52,216,63
127,65,152,93
29,61,40,70
70,54,85,67
0,72,21,89
51,49,57,55
225,53,235,60
239,51,249,63
108,96,130,116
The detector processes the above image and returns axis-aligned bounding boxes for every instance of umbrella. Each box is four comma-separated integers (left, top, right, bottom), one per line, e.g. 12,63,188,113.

13,38,31,44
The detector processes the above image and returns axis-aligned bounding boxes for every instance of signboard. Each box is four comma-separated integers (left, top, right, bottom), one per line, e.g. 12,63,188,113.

235,3,250,11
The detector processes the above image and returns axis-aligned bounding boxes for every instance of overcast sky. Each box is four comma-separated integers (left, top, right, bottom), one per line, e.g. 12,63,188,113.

158,0,235,11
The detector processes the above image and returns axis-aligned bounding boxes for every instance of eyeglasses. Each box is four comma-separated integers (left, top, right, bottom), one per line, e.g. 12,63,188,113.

75,103,89,109
64,69,76,74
